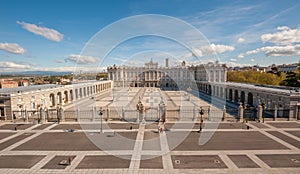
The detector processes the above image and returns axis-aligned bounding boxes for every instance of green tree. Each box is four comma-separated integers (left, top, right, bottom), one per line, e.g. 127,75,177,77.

227,70,285,86
280,67,300,87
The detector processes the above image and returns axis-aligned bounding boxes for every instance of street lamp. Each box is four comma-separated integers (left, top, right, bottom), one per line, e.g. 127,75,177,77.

199,107,204,133
98,107,104,133
261,102,266,123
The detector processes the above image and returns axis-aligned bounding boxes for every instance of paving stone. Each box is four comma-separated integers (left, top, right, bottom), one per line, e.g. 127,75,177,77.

165,123,250,130
42,155,76,169
286,131,300,138
33,124,53,130
257,154,300,168
0,133,35,150
142,131,160,150
0,155,45,168
76,155,131,169
0,132,15,140
267,131,300,149
167,131,288,151
140,155,163,169
228,155,260,168
267,122,300,128
0,124,34,130
12,132,100,151
171,155,227,169
250,122,270,129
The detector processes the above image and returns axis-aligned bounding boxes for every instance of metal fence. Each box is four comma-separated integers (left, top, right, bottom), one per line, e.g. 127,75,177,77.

244,109,257,121
10,106,292,123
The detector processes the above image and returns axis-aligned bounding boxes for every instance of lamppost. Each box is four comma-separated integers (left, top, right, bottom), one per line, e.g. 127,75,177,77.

98,107,104,133
199,107,204,133
261,102,266,123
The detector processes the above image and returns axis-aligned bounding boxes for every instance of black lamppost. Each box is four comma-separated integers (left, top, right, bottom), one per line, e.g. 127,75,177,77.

98,107,104,133
261,102,266,123
199,107,204,133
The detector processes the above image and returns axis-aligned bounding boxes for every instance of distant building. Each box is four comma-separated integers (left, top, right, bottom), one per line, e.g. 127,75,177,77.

107,59,226,88
0,81,18,89
19,80,29,87
278,64,299,73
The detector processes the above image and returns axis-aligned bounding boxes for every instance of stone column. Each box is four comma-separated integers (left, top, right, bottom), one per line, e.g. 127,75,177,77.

238,103,244,122
274,104,278,121
60,107,65,122
25,109,29,123
296,105,299,120
257,105,263,122
41,108,46,123
289,105,295,121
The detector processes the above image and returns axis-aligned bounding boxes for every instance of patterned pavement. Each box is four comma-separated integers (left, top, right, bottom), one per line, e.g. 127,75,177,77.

0,120,299,173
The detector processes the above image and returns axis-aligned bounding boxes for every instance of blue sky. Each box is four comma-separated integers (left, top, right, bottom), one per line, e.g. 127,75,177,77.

0,0,300,72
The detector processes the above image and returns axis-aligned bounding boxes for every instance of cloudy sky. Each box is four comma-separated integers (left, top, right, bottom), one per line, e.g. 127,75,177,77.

0,0,300,72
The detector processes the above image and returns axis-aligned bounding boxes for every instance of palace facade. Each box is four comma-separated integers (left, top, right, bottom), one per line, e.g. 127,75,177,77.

107,59,227,88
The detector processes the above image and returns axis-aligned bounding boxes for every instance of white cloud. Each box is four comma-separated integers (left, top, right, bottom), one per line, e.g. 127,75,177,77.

237,53,244,58
277,26,290,31
246,44,300,57
192,44,235,57
230,58,237,62
39,66,106,72
65,54,100,64
0,43,25,54
17,21,64,42
237,37,245,43
55,59,64,63
250,59,255,62
0,62,31,69
226,62,251,67
261,26,300,45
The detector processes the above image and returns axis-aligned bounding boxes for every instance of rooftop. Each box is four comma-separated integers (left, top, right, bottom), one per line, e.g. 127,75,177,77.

0,80,111,95
0,84,58,94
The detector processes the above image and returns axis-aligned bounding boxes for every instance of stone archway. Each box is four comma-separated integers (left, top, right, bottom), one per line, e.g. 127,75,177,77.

49,93,55,107
241,91,245,104
247,92,253,106
234,90,239,102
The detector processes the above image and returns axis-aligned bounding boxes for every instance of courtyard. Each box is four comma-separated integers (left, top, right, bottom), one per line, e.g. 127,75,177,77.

0,88,299,173
0,120,299,173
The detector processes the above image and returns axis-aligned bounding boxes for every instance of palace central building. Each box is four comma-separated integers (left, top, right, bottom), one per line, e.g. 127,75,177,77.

107,58,226,88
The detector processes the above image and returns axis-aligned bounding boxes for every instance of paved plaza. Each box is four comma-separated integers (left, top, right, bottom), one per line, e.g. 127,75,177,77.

0,88,299,173
0,120,298,173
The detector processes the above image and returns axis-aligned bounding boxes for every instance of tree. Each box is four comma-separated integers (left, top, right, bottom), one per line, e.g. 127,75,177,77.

227,70,285,86
280,67,300,87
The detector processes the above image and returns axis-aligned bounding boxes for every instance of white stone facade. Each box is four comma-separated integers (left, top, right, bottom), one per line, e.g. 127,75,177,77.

0,80,113,120
107,59,226,88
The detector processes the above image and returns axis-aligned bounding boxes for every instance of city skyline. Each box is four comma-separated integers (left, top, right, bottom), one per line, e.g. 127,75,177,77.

1,0,300,72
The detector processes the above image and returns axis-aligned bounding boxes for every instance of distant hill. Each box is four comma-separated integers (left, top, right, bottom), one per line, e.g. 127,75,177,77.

0,71,72,76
